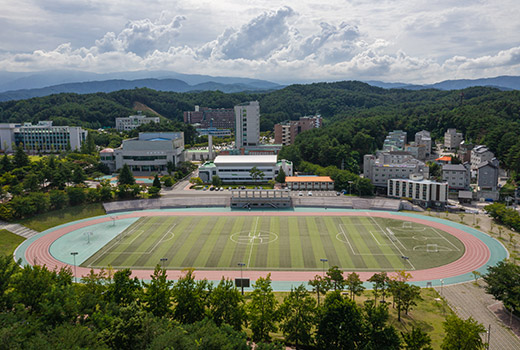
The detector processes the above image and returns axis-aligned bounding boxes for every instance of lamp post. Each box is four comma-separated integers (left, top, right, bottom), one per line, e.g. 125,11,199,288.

238,262,246,295
70,252,78,283
348,181,354,195
320,258,328,277
160,258,168,268
440,279,444,296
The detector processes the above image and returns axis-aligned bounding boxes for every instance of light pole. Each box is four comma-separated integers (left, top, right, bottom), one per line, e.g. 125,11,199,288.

70,252,78,283
320,258,328,276
348,181,354,195
440,279,444,296
160,258,168,268
238,262,246,295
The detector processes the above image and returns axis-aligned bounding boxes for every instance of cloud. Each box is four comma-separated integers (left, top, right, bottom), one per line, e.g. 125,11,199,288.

94,14,186,56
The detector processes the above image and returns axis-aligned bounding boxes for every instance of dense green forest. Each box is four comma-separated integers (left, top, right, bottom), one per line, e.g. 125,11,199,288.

1,82,519,176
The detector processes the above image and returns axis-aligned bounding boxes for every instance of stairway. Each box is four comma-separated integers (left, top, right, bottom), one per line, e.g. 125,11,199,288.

0,220,40,239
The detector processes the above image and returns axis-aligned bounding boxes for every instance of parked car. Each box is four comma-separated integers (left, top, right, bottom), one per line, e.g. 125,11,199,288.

210,186,215,191
308,191,313,196
298,191,303,196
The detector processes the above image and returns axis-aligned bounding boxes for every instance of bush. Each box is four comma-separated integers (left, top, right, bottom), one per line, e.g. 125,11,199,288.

66,187,87,206
163,176,174,188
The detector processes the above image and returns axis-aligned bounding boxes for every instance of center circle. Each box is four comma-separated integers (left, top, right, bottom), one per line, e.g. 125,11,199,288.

230,230,279,245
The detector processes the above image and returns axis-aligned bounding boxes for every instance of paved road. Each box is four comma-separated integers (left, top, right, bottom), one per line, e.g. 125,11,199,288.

437,282,520,350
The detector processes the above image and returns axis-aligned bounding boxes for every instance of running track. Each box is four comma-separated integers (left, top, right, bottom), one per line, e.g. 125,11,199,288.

20,210,493,284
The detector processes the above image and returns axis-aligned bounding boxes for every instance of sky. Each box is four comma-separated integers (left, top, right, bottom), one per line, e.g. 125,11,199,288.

1,0,520,84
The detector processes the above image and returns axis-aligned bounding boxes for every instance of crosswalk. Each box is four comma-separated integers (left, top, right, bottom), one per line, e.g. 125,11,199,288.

0,220,39,239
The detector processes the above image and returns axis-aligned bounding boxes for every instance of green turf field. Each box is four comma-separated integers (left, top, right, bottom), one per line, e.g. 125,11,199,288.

82,215,465,271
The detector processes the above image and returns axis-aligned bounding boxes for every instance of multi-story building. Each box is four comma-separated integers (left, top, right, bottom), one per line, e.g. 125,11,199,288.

404,142,426,161
444,128,463,150
363,151,429,188
274,115,322,146
183,106,235,129
115,114,160,131
457,141,474,163
383,130,407,151
0,121,87,153
471,145,494,170
442,163,470,190
100,132,184,174
235,101,260,148
198,155,293,183
388,174,448,208
196,127,232,138
414,130,432,158
477,158,499,191
285,176,334,191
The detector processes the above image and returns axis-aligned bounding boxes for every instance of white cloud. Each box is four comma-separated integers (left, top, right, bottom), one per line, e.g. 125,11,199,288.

1,1,520,83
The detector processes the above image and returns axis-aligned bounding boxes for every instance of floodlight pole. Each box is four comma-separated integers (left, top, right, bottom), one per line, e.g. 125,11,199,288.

320,258,328,277
71,252,78,283
238,262,246,295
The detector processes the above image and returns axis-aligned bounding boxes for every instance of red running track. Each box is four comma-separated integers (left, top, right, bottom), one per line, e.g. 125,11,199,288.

24,211,490,283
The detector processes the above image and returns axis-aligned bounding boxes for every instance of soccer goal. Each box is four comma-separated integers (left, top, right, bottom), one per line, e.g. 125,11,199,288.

402,222,413,229
427,243,439,253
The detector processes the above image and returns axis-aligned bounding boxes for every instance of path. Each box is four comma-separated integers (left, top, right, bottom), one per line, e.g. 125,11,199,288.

0,220,39,239
438,282,520,350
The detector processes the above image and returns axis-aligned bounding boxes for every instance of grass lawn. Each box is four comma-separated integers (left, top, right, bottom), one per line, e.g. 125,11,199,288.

0,229,26,256
83,215,464,271
19,203,106,232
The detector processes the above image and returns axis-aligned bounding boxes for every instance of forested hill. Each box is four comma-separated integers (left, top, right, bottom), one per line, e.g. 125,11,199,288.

0,81,519,173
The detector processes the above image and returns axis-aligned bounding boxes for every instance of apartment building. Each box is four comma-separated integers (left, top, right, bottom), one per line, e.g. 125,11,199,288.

471,145,495,170
442,163,470,190
414,130,432,157
383,130,407,151
363,151,429,188
274,115,322,146
183,106,235,130
444,128,463,150
477,158,499,191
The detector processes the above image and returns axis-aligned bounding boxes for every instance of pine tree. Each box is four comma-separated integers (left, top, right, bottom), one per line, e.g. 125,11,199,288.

14,143,29,168
118,164,135,185
152,174,161,188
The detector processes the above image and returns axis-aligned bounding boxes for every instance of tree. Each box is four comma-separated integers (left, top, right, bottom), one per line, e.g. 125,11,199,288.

279,284,316,348
118,164,135,185
362,300,401,349
368,272,390,304
345,272,365,300
106,268,142,306
326,266,346,291
72,165,86,185
14,143,29,168
441,315,486,350
212,175,223,187
163,175,174,187
143,265,173,317
152,174,161,188
250,166,264,182
171,269,209,324
483,260,520,311
247,273,279,342
308,274,331,306
207,277,245,331
316,291,364,350
402,327,433,350
275,167,286,183
0,255,19,311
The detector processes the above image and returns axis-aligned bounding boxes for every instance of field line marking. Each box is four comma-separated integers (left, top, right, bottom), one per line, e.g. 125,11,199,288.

339,224,358,255
432,227,461,251
369,217,415,270
146,223,177,253
386,228,408,251
247,217,260,268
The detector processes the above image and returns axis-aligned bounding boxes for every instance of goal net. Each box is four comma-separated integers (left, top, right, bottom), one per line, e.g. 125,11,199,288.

402,222,412,229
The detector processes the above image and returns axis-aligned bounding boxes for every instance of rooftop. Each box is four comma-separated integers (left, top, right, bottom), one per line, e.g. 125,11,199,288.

214,155,278,165
285,176,333,183
436,156,452,162
442,164,466,171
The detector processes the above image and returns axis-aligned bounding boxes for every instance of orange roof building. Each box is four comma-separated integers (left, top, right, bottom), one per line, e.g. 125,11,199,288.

285,176,335,191
436,156,452,164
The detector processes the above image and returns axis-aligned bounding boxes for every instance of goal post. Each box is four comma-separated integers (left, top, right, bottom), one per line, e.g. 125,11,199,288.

402,222,412,229
427,243,438,253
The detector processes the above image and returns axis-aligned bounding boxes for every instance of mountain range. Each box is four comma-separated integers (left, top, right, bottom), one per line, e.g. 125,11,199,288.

1,70,520,102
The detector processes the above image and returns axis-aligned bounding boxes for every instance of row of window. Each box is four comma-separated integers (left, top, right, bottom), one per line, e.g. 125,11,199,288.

122,155,167,161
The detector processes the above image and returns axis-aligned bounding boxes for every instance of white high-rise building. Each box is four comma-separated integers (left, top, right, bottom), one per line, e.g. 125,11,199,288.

235,101,260,148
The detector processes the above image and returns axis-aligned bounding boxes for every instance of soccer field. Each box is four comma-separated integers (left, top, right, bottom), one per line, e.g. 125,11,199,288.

82,215,465,271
